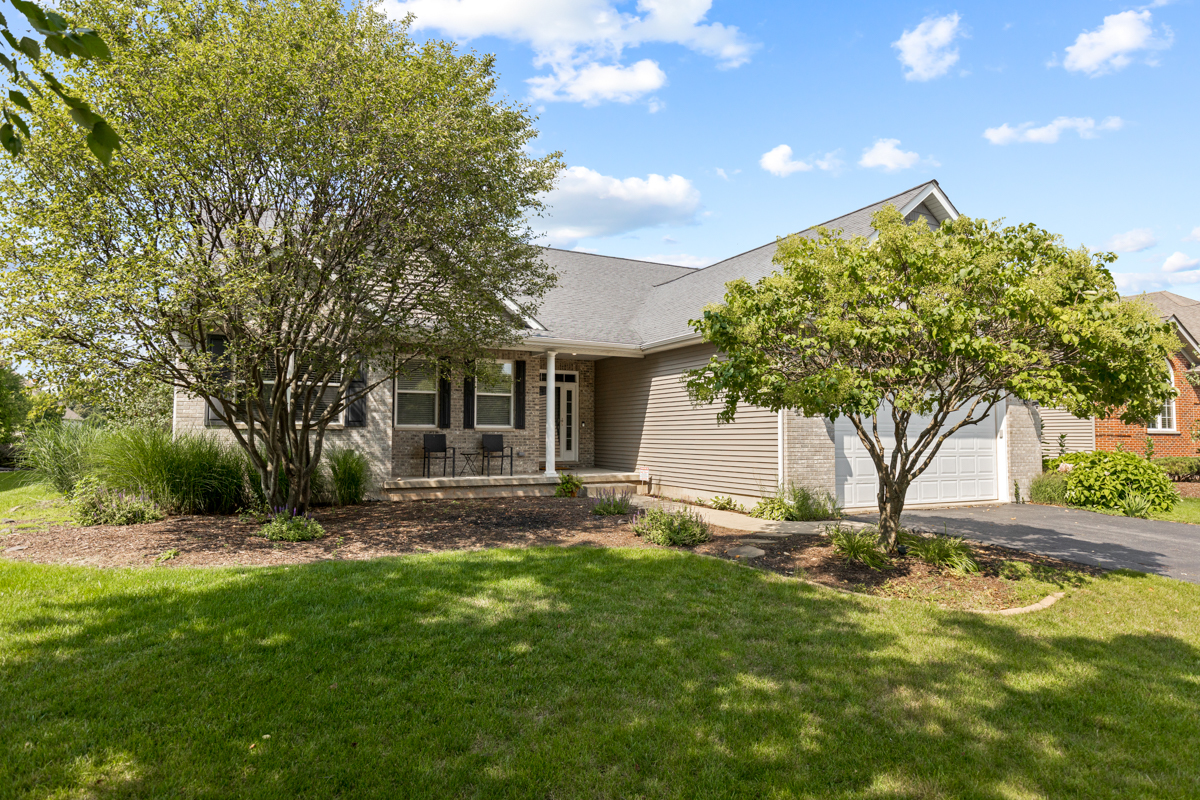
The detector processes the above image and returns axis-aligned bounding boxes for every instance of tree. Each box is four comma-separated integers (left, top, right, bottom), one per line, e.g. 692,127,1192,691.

0,0,561,511
1,0,119,161
0,364,29,445
686,206,1177,549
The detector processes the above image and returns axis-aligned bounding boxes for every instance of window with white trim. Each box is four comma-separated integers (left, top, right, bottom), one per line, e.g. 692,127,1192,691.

1148,360,1177,432
476,360,514,427
395,361,438,427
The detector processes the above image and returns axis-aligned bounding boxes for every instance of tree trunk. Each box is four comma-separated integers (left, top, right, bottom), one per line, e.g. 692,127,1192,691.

875,476,908,551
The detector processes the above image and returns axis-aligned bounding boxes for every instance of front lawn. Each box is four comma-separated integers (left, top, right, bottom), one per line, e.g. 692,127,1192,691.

0,471,71,533
1155,497,1200,525
2,552,1198,798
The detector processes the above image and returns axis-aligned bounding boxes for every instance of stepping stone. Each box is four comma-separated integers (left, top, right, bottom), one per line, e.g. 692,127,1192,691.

752,532,793,538
740,538,774,544
5,545,28,552
727,545,766,559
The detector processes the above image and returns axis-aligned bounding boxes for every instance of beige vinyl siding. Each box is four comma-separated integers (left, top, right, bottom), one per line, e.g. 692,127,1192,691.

594,343,779,497
1038,407,1095,454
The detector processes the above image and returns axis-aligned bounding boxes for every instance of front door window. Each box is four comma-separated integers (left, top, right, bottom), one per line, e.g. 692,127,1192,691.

542,371,578,462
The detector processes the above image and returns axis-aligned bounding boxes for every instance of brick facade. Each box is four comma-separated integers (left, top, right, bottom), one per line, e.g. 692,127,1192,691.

1006,399,1042,502
1095,351,1199,458
783,412,835,496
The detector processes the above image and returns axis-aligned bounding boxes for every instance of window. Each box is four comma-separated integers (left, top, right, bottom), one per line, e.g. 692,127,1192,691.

476,361,514,427
395,361,438,427
1148,361,1177,432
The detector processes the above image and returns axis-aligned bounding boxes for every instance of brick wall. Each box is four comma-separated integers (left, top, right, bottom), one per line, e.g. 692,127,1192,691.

783,412,835,496
1006,399,1042,501
1095,351,1199,458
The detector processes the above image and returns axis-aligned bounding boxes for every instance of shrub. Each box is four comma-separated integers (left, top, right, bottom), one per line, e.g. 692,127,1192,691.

19,422,104,494
707,495,743,512
325,446,371,505
1118,492,1153,519
1029,471,1067,506
899,530,980,575
749,483,842,522
89,427,253,515
71,475,165,527
591,488,634,515
828,525,889,570
633,506,711,546
555,472,583,498
256,508,326,541
1048,451,1178,512
1152,456,1200,482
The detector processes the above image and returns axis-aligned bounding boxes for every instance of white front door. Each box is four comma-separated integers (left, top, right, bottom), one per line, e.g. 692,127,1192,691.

555,373,578,462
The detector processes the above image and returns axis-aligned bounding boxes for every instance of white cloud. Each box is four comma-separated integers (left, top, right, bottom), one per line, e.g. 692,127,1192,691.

1184,227,1200,243
984,116,1123,145
893,13,963,81
759,145,840,177
1114,271,1200,293
858,139,933,172
1107,228,1158,253
1060,10,1172,76
638,253,712,268
1163,252,1200,273
538,166,701,248
383,0,755,106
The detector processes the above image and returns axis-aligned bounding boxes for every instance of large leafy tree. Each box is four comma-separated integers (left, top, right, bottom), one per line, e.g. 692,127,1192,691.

687,205,1177,548
0,0,560,510
0,364,29,446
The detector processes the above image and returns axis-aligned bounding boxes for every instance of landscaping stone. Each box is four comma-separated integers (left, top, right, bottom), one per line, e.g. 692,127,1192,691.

726,545,766,559
5,545,28,552
739,538,774,544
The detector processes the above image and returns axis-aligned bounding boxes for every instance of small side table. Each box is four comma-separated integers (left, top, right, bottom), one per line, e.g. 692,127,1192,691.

458,451,480,476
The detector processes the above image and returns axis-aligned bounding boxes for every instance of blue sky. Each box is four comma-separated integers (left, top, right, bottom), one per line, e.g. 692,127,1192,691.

386,0,1198,296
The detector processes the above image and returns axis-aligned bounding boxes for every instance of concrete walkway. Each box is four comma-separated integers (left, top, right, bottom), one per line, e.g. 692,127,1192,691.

630,495,851,536
850,503,1200,584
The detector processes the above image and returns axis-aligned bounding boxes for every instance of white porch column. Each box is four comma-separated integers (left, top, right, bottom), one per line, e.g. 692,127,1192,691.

544,350,557,475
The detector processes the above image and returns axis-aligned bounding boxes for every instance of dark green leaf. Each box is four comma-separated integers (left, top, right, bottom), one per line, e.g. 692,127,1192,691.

9,110,30,139
44,11,68,33
79,31,112,61
0,123,11,145
69,106,96,128
44,34,70,59
90,118,119,150
63,33,91,59
8,90,32,111
86,128,112,166
11,0,49,32
19,36,41,61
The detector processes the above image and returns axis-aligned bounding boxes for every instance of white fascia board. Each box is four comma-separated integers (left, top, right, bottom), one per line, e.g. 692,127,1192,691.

503,297,546,331
868,183,960,243
640,332,705,354
518,335,644,359
1167,315,1200,366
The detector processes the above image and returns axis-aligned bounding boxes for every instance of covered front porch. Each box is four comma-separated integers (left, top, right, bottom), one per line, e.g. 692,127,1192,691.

381,467,646,501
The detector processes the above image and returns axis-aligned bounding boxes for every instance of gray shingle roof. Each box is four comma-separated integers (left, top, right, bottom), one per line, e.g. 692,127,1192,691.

1123,291,1200,347
528,180,942,348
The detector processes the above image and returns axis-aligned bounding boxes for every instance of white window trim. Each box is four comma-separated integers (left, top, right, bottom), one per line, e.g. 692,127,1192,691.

475,359,515,429
394,360,439,429
1148,360,1177,433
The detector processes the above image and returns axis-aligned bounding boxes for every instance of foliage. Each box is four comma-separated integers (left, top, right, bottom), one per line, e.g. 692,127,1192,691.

0,0,119,161
19,420,102,493
325,446,371,506
828,524,890,570
21,383,65,428
88,427,254,515
590,488,634,516
1152,456,1200,481
1048,451,1178,513
555,472,584,498
256,508,325,542
0,363,28,445
70,473,163,526
0,0,561,512
633,506,712,547
707,494,743,512
899,530,980,575
749,483,841,521
686,204,1177,548
1029,471,1068,506
1118,492,1153,520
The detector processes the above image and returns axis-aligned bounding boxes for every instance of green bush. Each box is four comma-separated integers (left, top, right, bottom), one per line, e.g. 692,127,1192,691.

1029,471,1067,506
899,530,979,575
89,427,254,515
71,475,165,527
591,489,634,516
555,472,583,498
1048,451,1178,512
707,495,743,512
325,446,370,505
633,506,711,546
1152,457,1200,481
1118,492,1153,519
257,509,326,541
828,525,889,570
19,422,104,494
750,483,842,521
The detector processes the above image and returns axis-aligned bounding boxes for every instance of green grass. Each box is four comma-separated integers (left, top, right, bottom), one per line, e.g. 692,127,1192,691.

1154,497,1200,524
0,471,71,534
2,551,1198,798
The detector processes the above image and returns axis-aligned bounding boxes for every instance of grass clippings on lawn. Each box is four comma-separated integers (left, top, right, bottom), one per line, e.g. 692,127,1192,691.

1,551,1198,799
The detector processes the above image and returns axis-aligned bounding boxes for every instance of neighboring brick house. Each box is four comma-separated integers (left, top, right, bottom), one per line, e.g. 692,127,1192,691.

1040,291,1200,459
175,180,1044,510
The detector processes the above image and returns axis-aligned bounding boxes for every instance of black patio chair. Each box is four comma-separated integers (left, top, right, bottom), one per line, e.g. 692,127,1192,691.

422,433,455,477
481,433,513,476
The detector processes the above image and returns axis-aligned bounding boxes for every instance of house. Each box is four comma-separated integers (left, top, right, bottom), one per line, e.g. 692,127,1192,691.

174,180,1043,511
1041,291,1200,459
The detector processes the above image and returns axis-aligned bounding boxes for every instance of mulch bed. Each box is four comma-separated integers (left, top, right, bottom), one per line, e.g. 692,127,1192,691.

0,497,1099,611
1175,482,1200,498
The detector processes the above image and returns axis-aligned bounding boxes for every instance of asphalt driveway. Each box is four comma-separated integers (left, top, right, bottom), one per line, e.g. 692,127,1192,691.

850,504,1200,584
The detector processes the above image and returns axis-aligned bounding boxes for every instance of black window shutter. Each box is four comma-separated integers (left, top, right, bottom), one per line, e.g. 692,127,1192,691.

345,369,368,428
514,360,526,429
437,359,451,429
463,360,475,429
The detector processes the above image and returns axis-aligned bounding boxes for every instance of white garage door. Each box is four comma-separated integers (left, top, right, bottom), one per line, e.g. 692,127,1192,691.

834,407,999,509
